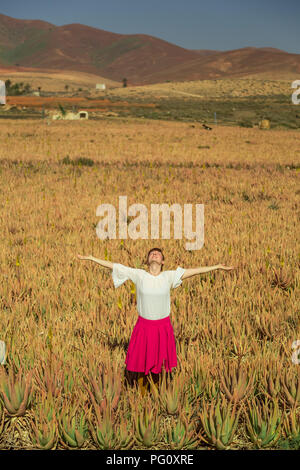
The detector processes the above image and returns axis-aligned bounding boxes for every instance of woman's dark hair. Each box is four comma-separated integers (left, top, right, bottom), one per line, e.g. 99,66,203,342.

145,248,165,271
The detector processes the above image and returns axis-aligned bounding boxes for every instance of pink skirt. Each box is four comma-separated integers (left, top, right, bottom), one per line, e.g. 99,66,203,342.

125,315,177,375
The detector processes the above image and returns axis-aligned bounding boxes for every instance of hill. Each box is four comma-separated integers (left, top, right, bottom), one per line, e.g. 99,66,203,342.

0,66,121,92
1,13,300,84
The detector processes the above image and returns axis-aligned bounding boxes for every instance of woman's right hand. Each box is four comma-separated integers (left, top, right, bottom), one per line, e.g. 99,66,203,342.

218,264,236,271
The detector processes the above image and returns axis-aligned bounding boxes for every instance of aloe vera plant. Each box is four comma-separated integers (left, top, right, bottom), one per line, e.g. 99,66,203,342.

88,406,115,450
29,393,58,450
280,368,300,408
0,366,33,417
245,397,283,448
270,267,293,291
116,419,135,449
133,403,162,448
203,377,220,401
148,369,184,416
82,362,121,415
58,404,89,449
198,395,241,450
89,404,134,450
187,364,208,405
283,408,300,440
254,311,284,340
0,401,5,444
219,361,256,404
33,355,65,398
259,360,282,400
165,411,199,449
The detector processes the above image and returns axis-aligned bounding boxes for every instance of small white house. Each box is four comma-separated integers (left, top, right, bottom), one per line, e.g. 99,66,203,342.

78,110,88,119
0,80,6,105
49,110,89,120
96,83,106,90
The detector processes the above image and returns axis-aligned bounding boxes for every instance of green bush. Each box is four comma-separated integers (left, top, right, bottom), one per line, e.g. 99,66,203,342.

58,104,66,116
61,156,94,167
74,157,94,166
5,80,32,96
277,436,300,450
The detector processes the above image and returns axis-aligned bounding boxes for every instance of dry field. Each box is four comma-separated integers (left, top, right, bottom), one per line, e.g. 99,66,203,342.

0,67,121,92
5,96,157,112
0,118,299,165
2,77,298,128
0,116,299,450
105,77,294,100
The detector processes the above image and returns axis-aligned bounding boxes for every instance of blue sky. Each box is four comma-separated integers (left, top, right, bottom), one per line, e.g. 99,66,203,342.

1,0,300,54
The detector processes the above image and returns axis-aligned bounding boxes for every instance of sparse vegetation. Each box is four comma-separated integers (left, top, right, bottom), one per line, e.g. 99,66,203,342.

1,78,299,129
239,121,253,128
61,156,94,166
57,104,66,116
5,80,32,96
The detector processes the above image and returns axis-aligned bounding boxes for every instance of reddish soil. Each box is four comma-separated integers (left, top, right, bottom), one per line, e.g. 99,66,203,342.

6,96,157,109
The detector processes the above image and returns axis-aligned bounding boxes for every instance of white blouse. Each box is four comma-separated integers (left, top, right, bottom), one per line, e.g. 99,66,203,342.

112,263,186,320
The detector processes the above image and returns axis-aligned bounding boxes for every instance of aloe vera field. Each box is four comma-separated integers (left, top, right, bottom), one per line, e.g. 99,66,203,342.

0,113,299,450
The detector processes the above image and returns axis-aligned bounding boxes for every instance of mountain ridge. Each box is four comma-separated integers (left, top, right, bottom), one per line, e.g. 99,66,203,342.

1,13,300,84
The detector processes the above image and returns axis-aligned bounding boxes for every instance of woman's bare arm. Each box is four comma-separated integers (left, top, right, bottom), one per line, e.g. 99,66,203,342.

181,264,236,280
77,254,113,270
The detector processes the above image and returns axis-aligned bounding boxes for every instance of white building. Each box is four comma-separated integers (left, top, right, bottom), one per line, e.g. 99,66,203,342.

96,83,106,90
0,80,6,105
49,110,89,120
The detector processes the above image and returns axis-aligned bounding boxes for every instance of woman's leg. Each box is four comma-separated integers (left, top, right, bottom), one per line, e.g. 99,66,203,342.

137,372,148,397
147,369,174,390
148,371,160,389
124,368,149,396
125,368,143,387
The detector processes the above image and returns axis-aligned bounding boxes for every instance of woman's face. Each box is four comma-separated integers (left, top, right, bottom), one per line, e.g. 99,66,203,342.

148,250,164,267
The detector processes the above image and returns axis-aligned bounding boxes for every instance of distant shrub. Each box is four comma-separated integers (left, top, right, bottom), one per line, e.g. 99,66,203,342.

74,157,94,166
5,80,32,96
62,156,72,165
242,191,251,201
58,104,66,116
239,120,253,128
61,156,94,167
268,202,280,210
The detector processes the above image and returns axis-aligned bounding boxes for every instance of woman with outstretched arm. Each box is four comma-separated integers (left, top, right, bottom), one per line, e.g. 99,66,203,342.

77,248,235,396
